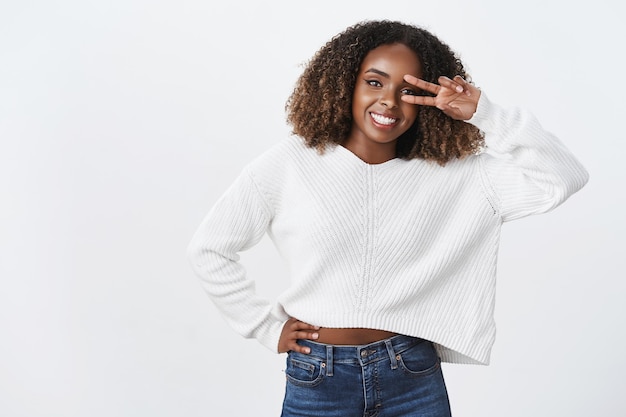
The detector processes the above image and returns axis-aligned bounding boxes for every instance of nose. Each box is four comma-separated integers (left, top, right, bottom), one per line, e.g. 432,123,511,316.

379,88,398,109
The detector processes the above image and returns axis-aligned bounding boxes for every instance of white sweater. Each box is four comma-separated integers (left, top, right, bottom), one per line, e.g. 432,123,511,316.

187,94,588,365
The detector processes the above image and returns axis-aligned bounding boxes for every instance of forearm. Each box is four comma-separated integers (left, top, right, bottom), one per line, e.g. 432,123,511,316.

469,93,589,221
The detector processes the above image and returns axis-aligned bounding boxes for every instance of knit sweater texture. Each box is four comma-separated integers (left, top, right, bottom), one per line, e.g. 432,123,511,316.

187,94,588,365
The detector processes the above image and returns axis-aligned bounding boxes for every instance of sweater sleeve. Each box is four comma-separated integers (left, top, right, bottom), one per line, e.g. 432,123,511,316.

469,93,589,222
186,167,288,352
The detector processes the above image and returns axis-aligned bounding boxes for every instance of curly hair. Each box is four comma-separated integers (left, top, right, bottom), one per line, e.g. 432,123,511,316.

286,20,484,165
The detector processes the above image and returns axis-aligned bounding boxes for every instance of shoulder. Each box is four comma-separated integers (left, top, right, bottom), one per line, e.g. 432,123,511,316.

243,136,322,191
246,137,311,171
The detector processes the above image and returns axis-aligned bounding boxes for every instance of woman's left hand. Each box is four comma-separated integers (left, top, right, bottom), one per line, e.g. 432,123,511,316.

401,75,481,121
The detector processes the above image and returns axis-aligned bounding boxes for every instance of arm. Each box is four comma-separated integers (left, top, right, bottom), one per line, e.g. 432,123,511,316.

469,94,589,221
187,168,287,352
187,167,319,353
402,75,589,221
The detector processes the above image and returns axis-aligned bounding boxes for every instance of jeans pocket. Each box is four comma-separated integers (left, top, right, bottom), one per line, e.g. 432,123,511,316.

285,352,326,387
396,341,441,378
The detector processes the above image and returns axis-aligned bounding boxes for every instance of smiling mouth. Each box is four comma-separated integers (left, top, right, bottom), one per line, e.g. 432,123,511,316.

370,112,399,126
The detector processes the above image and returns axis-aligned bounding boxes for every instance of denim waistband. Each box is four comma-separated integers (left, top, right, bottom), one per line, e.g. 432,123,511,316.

296,334,428,369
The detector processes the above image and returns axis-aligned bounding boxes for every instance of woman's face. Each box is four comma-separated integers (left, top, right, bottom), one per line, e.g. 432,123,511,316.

348,43,422,153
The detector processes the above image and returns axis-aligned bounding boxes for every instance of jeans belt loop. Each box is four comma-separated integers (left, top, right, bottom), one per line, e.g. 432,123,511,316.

325,345,334,377
385,339,398,370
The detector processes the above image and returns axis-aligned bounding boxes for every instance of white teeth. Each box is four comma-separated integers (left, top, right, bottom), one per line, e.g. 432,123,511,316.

371,113,398,125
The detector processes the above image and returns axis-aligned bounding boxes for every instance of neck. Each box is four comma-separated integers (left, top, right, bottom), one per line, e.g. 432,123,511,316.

341,139,396,165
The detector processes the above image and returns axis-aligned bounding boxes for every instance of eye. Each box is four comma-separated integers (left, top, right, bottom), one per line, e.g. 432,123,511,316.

365,79,382,87
401,88,419,96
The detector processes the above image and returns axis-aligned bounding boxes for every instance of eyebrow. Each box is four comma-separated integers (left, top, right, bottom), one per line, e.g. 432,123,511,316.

364,68,390,78
364,67,416,85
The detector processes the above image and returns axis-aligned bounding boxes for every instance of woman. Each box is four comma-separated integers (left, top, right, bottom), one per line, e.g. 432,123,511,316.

187,20,588,416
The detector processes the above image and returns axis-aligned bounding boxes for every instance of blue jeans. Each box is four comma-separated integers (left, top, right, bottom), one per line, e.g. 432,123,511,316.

281,335,452,417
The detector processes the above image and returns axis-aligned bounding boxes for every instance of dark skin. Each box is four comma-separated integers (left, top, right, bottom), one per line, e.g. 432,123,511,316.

278,43,481,355
342,43,421,164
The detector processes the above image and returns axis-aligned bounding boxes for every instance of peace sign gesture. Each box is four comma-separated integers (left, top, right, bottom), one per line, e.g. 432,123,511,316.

401,74,481,121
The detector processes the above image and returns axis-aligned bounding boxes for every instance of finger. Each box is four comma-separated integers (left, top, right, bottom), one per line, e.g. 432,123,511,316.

293,330,319,341
290,343,312,354
452,75,466,85
400,94,438,106
449,75,476,97
284,335,315,354
291,320,320,331
452,75,473,96
403,74,440,95
437,76,465,94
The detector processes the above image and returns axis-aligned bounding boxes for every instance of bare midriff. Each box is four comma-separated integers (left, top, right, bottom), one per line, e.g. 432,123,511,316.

315,328,398,345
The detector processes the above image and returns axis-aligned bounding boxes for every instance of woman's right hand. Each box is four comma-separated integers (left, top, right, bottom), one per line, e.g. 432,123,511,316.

278,318,320,354
401,74,480,121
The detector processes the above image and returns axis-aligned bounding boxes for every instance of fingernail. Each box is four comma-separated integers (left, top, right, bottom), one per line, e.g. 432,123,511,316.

312,333,319,339
305,347,311,354
456,85,464,93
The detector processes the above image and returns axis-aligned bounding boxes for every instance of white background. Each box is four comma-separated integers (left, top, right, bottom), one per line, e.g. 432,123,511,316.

1,1,624,416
